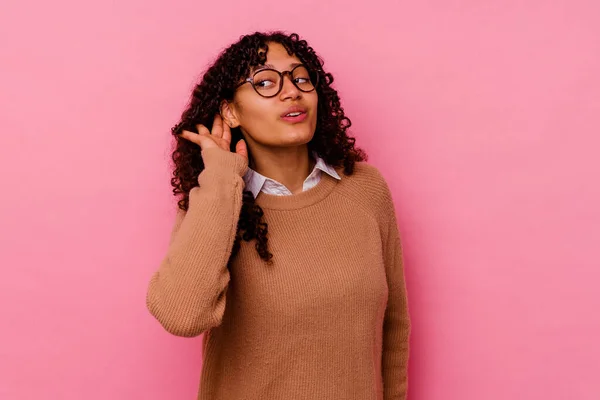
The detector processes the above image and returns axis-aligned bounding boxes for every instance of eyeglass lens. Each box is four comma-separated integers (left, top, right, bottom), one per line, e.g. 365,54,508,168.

252,66,316,97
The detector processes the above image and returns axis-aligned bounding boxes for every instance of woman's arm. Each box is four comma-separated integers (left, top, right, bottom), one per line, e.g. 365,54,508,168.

380,181,412,399
146,147,247,337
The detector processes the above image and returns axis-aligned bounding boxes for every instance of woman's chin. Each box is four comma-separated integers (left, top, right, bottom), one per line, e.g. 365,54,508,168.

278,137,313,148
276,129,314,146
250,127,315,148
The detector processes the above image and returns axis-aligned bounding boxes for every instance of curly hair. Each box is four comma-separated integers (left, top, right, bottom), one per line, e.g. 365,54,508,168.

169,31,367,264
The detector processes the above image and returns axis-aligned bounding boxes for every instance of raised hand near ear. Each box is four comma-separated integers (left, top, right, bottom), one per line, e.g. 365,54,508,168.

179,114,247,160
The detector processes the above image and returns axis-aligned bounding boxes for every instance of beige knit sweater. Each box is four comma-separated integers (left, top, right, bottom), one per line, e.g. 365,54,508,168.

146,147,411,400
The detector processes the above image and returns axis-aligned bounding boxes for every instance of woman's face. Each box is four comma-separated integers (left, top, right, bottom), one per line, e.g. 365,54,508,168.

224,42,319,150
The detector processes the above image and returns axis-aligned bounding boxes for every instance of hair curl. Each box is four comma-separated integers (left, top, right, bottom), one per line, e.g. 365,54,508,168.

170,31,367,264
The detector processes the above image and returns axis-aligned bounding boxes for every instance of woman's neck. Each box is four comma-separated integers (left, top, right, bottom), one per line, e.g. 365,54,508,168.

249,145,315,194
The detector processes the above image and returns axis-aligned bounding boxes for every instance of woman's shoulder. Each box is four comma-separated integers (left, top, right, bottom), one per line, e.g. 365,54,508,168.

334,161,395,218
337,160,391,192
353,160,387,180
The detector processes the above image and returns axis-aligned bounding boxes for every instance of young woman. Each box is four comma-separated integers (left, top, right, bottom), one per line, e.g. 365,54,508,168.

146,31,411,400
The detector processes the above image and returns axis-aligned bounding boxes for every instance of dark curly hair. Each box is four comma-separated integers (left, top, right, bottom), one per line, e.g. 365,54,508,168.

170,31,367,264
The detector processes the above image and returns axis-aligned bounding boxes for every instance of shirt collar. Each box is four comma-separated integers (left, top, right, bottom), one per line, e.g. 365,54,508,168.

243,151,341,199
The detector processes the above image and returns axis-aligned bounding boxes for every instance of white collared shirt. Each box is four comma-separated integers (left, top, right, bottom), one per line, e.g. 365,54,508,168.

243,152,341,198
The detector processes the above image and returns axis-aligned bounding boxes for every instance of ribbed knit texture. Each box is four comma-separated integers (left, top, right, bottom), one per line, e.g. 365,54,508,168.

146,147,411,400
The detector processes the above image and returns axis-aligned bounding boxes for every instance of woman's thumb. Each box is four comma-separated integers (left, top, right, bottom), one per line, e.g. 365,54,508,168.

235,139,248,159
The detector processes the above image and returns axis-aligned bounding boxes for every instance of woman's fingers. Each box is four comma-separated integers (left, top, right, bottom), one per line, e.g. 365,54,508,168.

221,117,232,144
211,114,224,139
179,128,216,150
179,130,202,145
235,139,248,159
180,119,241,156
196,124,210,136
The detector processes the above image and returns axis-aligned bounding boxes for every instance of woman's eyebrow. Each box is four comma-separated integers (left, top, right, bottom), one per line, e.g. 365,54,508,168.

254,62,303,71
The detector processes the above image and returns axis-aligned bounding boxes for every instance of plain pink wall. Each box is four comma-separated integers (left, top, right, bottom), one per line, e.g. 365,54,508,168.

1,0,599,399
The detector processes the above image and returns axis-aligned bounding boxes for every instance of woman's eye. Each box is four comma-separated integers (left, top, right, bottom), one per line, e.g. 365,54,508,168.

294,77,309,84
256,80,275,88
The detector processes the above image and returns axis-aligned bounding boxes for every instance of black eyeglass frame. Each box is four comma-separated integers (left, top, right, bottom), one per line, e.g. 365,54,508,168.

235,64,319,98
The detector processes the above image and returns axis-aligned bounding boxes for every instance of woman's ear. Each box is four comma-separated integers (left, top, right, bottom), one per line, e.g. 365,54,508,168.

219,100,240,129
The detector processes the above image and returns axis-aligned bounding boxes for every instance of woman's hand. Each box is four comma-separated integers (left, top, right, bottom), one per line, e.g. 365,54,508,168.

179,114,248,160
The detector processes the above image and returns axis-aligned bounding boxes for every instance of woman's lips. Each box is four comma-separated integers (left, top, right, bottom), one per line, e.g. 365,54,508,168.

280,111,307,123
280,105,307,123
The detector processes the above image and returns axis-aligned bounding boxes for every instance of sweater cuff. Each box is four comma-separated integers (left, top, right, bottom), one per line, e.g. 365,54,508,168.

201,147,248,177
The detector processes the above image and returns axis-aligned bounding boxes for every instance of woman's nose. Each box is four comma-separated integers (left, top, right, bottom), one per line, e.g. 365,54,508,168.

279,73,301,99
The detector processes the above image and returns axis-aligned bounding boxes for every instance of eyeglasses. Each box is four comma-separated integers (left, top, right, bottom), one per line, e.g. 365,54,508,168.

236,64,319,98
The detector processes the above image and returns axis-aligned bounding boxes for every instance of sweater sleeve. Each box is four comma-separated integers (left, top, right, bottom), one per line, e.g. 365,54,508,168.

380,179,412,400
146,147,248,337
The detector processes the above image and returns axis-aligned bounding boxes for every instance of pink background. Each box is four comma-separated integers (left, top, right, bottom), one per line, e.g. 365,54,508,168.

1,0,599,399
